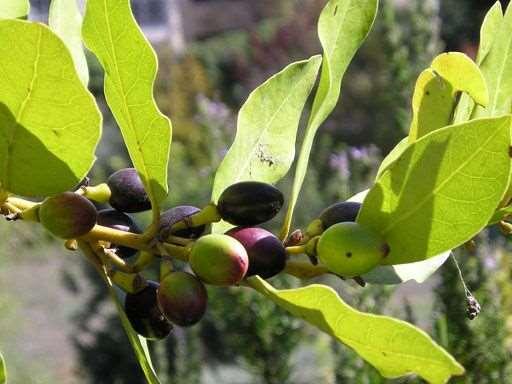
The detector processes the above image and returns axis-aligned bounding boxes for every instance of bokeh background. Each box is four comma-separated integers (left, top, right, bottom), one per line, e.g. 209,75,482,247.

1,0,512,383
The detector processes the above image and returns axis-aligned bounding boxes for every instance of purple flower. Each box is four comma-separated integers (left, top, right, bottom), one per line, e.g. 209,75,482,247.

329,151,350,179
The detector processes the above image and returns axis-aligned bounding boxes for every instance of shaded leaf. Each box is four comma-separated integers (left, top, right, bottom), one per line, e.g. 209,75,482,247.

359,116,511,265
82,0,171,210
249,277,464,383
281,0,378,238
0,20,101,196
0,0,29,19
211,56,321,232
49,0,89,86
376,137,408,179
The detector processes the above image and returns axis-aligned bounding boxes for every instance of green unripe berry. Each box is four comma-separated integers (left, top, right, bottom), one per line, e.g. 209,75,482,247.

316,222,388,277
39,192,97,239
189,234,248,286
157,272,208,327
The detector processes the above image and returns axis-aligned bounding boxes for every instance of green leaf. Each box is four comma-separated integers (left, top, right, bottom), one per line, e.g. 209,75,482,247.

280,0,379,238
376,137,408,179
211,56,321,232
454,2,504,123
409,53,488,142
359,116,512,265
430,52,488,106
476,2,504,66
49,0,89,86
475,2,512,117
107,284,162,384
249,277,464,383
0,0,29,19
408,69,455,142
0,351,6,384
363,252,451,285
82,0,171,209
0,20,101,196
348,190,451,285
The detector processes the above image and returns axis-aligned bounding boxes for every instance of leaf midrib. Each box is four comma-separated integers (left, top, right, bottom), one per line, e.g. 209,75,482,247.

229,62,316,187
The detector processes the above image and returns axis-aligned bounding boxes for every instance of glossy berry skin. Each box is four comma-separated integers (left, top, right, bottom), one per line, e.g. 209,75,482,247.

317,222,388,278
319,201,361,229
97,209,141,258
189,234,248,286
157,272,208,327
107,168,151,213
159,205,205,239
217,181,284,226
39,192,97,239
124,281,173,340
226,227,286,279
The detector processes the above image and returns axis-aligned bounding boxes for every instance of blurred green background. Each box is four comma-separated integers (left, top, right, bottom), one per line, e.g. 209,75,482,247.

1,0,512,383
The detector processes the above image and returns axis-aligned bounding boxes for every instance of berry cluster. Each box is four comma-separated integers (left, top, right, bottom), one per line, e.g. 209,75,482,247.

18,168,390,339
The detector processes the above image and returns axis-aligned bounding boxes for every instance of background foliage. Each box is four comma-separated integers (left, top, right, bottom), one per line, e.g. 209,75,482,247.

1,0,512,383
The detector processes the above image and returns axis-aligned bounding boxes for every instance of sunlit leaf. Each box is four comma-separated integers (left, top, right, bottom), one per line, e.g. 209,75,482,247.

475,2,512,117
0,20,101,196
49,0,89,86
409,53,488,142
249,277,464,383
0,351,6,384
359,116,511,265
0,0,29,19
281,0,379,238
454,2,504,123
211,56,321,232
83,0,172,211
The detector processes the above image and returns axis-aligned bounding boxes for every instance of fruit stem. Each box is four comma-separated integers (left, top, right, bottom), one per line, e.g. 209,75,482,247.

160,257,174,281
6,196,38,210
305,219,324,238
95,244,135,273
284,260,329,279
167,235,194,246
64,239,79,251
160,243,191,262
168,203,221,236
131,251,155,272
109,270,147,294
81,224,149,251
285,245,307,255
80,183,111,203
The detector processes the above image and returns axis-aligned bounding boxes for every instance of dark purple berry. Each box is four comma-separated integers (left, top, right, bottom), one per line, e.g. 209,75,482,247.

157,272,208,327
39,192,97,239
226,227,286,279
217,181,284,226
97,209,141,258
319,201,361,229
107,168,151,213
124,281,173,339
159,205,205,240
